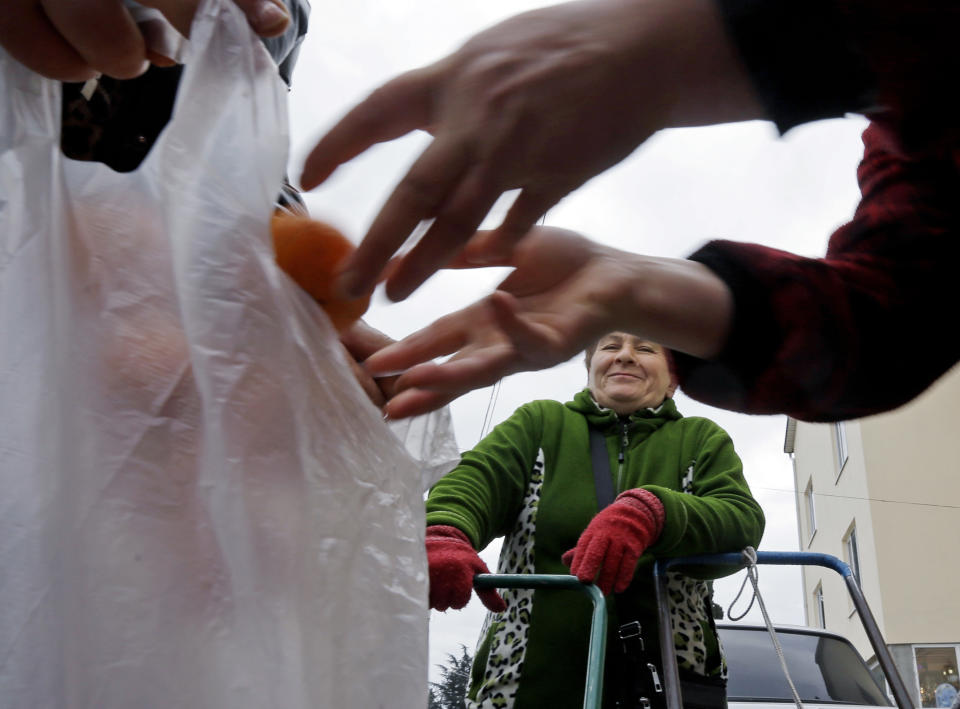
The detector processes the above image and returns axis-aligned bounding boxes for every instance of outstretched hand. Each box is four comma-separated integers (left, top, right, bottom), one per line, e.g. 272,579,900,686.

363,227,733,419
300,0,761,303
0,0,291,81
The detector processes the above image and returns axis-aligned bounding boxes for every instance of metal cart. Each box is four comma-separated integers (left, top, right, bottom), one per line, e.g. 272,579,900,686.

475,550,914,709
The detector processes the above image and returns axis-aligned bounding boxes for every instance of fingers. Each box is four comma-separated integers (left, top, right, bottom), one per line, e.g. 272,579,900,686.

0,0,131,81
384,386,459,420
479,186,557,261
382,348,513,418
342,344,387,408
229,0,290,36
593,542,623,595
43,0,149,79
564,535,633,595
567,533,607,585
487,291,567,366
612,548,640,594
379,343,514,418
336,134,472,300
340,320,395,360
445,231,515,269
476,587,507,613
429,574,473,611
382,169,501,302
300,69,437,190
363,305,480,377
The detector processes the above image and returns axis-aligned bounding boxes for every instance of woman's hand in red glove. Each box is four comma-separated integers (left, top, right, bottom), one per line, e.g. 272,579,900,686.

562,489,665,594
426,526,506,612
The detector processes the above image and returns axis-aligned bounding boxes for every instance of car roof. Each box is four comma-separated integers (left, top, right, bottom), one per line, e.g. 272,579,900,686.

716,623,855,643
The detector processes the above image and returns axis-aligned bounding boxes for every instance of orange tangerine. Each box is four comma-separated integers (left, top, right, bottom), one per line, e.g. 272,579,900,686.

271,213,371,332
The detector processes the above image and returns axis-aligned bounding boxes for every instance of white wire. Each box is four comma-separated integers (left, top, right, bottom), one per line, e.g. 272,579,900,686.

477,378,502,443
729,548,804,709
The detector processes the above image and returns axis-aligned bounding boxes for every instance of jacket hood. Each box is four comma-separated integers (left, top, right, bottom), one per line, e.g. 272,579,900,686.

566,388,682,430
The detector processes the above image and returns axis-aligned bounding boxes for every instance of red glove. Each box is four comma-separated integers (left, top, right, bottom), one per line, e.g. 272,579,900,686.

562,489,665,595
426,526,506,612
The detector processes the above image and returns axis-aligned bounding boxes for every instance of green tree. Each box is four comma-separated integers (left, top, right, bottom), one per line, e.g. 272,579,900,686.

428,644,473,709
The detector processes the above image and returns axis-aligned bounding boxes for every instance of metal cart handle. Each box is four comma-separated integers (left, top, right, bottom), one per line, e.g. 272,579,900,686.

653,551,915,709
474,574,607,709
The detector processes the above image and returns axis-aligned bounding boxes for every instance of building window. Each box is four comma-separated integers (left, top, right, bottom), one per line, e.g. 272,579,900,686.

835,422,849,478
914,645,959,708
804,480,817,544
813,583,826,629
844,524,861,587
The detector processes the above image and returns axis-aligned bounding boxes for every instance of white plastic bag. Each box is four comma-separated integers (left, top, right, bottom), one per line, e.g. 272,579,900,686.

0,2,457,707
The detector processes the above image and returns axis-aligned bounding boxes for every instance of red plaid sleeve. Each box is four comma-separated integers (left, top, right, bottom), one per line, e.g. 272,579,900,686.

674,119,960,421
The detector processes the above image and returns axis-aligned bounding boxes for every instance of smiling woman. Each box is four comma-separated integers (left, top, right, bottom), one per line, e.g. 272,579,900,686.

421,329,764,708
586,333,678,414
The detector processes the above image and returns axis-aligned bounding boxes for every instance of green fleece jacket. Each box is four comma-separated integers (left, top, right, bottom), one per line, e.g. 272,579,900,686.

426,390,764,709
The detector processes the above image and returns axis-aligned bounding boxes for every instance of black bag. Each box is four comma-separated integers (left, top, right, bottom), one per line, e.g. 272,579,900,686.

589,426,727,709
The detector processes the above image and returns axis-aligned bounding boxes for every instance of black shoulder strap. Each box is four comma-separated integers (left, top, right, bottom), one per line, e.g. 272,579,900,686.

589,426,615,510
590,426,668,705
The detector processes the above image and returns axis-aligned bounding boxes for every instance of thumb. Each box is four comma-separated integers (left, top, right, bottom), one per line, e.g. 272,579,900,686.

561,548,576,568
230,0,291,36
476,587,507,613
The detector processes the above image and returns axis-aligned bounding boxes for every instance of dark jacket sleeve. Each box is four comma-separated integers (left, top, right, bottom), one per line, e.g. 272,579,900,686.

674,118,960,421
715,0,960,150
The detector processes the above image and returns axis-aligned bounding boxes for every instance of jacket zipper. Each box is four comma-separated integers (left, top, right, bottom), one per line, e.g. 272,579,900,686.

616,420,630,492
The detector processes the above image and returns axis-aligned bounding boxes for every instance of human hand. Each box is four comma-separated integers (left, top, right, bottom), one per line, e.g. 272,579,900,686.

339,320,400,408
0,0,291,81
562,488,664,594
300,0,761,303
363,226,732,418
426,525,506,612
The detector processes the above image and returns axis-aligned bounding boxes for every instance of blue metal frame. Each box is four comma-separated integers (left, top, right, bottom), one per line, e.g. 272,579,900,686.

474,574,607,709
472,552,912,709
653,551,914,709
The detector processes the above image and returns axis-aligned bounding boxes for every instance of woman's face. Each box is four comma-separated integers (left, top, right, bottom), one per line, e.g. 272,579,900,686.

587,333,676,415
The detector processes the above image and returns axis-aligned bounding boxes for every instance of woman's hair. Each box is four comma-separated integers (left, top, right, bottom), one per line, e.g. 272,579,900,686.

583,340,601,369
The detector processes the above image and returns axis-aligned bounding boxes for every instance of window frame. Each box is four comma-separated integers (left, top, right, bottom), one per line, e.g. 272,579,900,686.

843,522,861,587
912,644,960,709
813,582,826,629
804,479,817,545
834,422,849,480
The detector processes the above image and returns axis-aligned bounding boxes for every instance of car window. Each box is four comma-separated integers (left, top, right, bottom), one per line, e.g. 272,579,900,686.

719,627,891,705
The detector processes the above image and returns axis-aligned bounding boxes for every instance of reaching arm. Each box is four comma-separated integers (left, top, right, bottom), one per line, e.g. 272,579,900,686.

364,228,733,419
674,118,960,421
300,0,764,302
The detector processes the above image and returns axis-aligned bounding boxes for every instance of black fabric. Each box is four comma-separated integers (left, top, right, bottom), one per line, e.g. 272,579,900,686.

589,423,664,708
61,66,184,172
714,0,879,132
590,426,615,510
589,424,727,709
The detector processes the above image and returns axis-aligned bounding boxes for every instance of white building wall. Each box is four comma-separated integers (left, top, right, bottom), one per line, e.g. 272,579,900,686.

790,362,960,707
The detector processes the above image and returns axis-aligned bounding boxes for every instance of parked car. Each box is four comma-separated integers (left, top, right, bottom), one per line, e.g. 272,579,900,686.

720,624,892,708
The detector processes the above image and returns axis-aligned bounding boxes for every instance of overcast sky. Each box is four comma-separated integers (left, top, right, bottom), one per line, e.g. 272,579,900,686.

283,0,870,683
